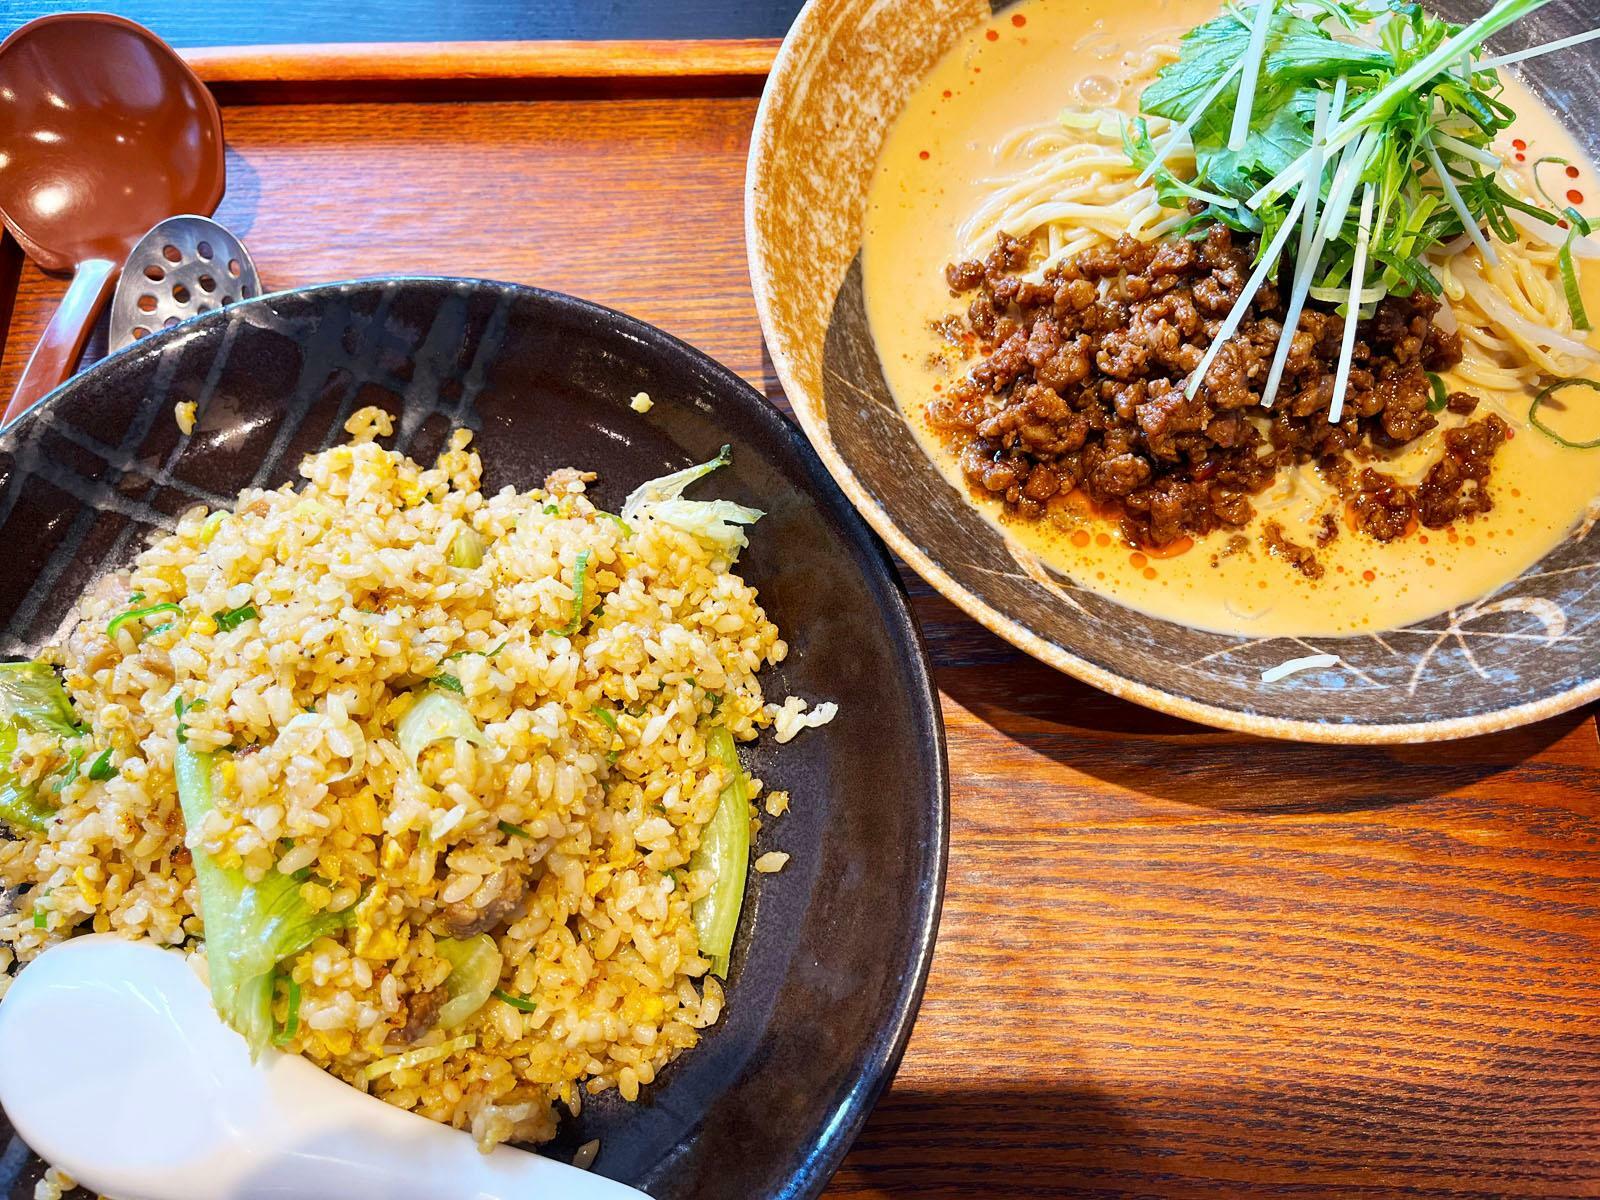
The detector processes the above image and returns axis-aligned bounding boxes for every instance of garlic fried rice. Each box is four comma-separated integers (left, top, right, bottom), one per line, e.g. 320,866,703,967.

0,406,828,1150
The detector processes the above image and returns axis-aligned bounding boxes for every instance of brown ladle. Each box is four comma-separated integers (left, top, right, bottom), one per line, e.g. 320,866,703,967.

0,14,225,424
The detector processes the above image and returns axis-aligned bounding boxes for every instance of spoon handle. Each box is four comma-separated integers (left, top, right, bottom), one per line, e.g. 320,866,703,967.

4,256,117,426
0,230,22,367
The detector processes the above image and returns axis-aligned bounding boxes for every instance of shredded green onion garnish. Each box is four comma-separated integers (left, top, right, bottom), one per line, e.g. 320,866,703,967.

174,696,207,745
493,988,539,1013
106,602,182,640
51,745,85,793
498,820,531,839
590,705,621,764
86,748,115,782
430,673,465,694
1529,377,1600,449
213,605,258,633
272,974,302,1047
602,512,633,537
544,550,592,637
444,640,507,661
1559,209,1594,333
1426,372,1450,413
32,905,46,929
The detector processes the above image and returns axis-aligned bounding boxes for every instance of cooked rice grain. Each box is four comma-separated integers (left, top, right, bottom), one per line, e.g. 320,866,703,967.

0,409,799,1148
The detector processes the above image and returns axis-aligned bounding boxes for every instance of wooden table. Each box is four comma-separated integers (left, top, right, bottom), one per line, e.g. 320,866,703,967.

4,53,1599,1200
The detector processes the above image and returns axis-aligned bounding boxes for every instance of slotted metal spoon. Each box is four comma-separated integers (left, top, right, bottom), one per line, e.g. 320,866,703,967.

108,214,262,353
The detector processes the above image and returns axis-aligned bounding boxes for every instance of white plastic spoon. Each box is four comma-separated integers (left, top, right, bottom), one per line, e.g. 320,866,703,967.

0,935,651,1200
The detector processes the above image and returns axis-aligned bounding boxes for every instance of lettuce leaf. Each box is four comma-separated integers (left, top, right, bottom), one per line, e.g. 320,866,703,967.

396,690,487,770
0,661,84,834
175,745,351,1059
0,722,52,833
0,662,83,738
689,727,750,979
434,934,503,1029
621,446,764,558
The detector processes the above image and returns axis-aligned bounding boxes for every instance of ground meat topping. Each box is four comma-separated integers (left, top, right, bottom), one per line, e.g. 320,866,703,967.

1263,520,1325,579
935,229,1505,551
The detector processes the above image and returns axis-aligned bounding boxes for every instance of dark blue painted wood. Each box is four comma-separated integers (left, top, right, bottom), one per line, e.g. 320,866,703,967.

0,0,806,47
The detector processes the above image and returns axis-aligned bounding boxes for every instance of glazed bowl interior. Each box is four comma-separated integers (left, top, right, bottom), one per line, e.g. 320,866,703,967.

746,0,1600,743
0,279,947,1200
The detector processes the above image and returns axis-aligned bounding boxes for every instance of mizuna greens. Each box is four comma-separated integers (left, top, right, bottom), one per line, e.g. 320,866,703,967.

1126,0,1600,419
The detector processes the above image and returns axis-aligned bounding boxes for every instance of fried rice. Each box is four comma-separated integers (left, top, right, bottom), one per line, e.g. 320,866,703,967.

0,406,816,1149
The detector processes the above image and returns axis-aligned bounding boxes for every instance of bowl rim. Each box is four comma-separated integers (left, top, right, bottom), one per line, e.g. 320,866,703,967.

742,0,1600,746
2,274,952,1199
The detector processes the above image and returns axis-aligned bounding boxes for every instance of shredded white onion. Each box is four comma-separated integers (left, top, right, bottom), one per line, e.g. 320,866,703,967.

1260,654,1341,684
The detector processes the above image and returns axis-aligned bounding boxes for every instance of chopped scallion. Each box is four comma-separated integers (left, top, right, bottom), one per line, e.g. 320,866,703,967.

271,974,302,1047
86,748,116,782
544,550,592,638
1529,378,1600,449
493,988,539,1013
107,602,183,641
212,605,258,633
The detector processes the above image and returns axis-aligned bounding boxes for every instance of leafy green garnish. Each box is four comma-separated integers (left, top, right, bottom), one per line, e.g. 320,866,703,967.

498,820,531,839
590,704,621,764
271,973,301,1048
543,550,592,638
492,988,539,1014
444,640,507,662
212,605,258,633
1426,372,1450,414
175,696,207,745
1529,378,1600,449
1129,0,1590,414
86,748,116,783
176,745,353,1059
430,673,465,694
106,601,183,641
51,745,84,793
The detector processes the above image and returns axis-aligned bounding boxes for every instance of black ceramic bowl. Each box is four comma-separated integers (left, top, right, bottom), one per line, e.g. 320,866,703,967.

0,279,948,1200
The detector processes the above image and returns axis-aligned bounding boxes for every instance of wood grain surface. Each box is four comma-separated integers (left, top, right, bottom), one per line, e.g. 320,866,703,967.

183,40,780,103
4,92,1600,1199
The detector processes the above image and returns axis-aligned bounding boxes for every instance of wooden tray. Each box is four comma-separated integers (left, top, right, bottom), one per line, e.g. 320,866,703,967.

4,41,1599,1200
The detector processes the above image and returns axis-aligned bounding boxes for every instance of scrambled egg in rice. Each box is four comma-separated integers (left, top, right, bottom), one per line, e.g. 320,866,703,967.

0,407,829,1149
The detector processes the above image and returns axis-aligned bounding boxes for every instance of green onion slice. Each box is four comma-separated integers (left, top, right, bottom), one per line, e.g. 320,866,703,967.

213,605,258,633
86,748,116,782
1530,377,1600,449
493,988,539,1013
272,974,302,1047
107,602,183,640
544,550,592,637
1426,372,1450,413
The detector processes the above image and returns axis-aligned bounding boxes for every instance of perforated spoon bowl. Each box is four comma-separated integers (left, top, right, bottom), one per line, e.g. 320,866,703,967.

109,215,262,352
